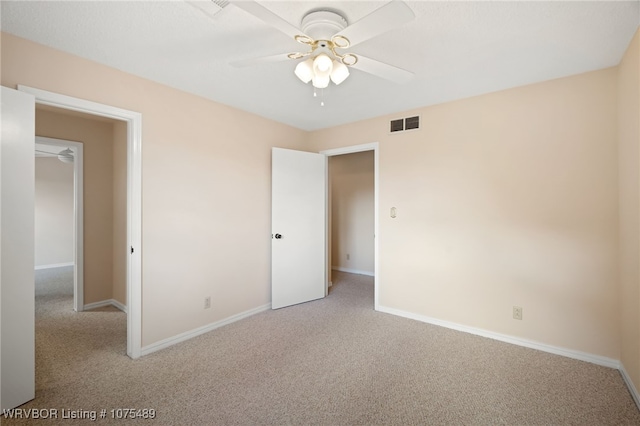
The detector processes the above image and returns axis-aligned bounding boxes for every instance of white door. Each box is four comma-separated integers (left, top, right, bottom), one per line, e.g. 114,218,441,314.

271,148,326,309
1,87,36,409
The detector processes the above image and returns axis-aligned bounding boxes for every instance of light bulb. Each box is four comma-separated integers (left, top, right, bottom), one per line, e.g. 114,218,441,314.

313,54,333,75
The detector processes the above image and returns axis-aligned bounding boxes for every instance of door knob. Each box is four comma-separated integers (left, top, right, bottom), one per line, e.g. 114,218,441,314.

274,233,283,239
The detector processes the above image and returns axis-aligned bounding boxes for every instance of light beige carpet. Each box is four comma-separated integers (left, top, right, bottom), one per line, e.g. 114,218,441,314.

4,267,640,425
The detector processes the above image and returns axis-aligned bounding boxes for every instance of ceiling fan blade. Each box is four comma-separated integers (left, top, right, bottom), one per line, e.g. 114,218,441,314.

230,52,292,68
232,1,305,40
335,0,415,48
351,55,414,84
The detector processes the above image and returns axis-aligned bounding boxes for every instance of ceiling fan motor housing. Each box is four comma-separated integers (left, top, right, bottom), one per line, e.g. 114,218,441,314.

301,11,348,41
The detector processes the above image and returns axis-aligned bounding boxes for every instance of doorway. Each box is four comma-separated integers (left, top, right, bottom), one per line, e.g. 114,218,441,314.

321,143,379,309
34,136,84,312
18,84,143,359
329,151,375,276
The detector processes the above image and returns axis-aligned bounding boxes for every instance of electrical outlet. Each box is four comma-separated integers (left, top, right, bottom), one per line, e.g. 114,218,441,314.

204,296,211,309
346,254,350,260
513,306,523,320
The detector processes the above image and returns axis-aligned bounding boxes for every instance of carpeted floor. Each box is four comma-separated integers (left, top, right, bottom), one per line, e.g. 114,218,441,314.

4,266,640,425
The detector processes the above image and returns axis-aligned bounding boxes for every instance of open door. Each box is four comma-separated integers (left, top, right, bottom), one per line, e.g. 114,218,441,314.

1,86,36,409
271,148,326,309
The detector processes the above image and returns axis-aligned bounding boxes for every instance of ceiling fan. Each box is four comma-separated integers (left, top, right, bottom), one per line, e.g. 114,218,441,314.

230,0,416,89
36,148,74,163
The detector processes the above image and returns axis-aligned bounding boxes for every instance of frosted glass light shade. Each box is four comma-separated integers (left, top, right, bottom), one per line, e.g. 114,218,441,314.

312,54,333,89
330,60,349,85
313,54,333,75
294,58,314,83
312,74,330,89
294,54,350,89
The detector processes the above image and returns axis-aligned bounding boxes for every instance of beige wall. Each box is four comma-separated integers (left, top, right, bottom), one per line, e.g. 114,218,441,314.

3,29,637,371
1,32,308,346
34,157,74,267
35,108,118,305
618,29,640,394
310,68,620,359
329,151,375,275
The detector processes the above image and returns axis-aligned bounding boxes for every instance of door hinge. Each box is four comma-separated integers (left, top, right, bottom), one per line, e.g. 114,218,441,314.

131,246,134,254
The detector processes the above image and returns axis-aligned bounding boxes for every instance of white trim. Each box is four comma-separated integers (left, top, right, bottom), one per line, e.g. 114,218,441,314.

620,363,640,410
84,299,127,313
377,305,620,369
332,266,374,277
111,299,128,313
34,262,74,270
19,85,143,359
320,142,379,309
35,136,84,313
141,303,271,356
323,153,329,297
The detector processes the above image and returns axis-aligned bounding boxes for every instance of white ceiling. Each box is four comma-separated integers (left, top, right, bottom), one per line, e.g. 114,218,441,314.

2,1,638,131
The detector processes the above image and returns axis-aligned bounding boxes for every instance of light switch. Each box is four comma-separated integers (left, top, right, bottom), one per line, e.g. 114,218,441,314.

390,207,397,218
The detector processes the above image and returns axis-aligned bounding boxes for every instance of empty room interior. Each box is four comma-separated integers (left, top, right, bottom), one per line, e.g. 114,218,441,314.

2,0,640,423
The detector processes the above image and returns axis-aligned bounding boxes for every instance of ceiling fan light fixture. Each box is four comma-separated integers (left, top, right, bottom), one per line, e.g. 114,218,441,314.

312,74,330,89
294,58,314,83
311,54,333,89
330,60,349,85
57,148,74,163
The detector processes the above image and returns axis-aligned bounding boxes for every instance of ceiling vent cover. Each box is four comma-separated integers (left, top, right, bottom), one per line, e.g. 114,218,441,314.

390,115,420,133
213,0,230,8
188,0,229,19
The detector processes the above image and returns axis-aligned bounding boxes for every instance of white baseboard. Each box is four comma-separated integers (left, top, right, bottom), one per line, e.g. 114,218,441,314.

376,305,620,369
332,266,374,277
141,303,271,357
620,363,640,410
84,299,127,313
110,299,127,313
35,262,74,270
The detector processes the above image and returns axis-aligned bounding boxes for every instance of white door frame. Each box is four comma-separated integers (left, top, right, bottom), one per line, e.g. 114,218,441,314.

35,136,84,313
19,85,143,359
320,142,379,309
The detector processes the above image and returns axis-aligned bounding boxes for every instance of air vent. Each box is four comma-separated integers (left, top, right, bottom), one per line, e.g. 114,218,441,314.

405,116,419,130
390,119,404,133
187,0,229,19
390,115,420,134
213,0,230,8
